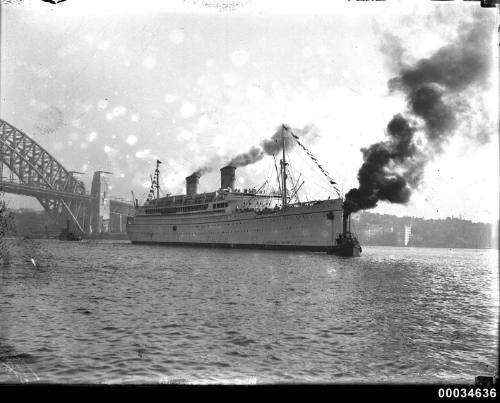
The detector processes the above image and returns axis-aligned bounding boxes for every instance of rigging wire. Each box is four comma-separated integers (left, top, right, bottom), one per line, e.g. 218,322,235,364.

289,145,332,189
286,148,330,202
272,153,282,195
289,180,305,203
288,148,337,195
289,130,341,196
284,155,311,202
286,167,300,203
288,140,333,189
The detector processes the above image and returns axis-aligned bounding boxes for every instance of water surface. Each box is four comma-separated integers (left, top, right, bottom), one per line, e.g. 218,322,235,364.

0,239,498,384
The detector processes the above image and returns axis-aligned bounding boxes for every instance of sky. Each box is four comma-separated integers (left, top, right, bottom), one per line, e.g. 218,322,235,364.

0,0,498,223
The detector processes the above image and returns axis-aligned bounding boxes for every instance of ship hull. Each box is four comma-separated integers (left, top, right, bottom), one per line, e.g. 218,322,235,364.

130,240,328,252
127,199,344,252
326,244,362,257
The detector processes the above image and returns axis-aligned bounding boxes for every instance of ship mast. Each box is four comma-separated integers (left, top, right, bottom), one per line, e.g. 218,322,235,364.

281,124,287,210
155,159,161,200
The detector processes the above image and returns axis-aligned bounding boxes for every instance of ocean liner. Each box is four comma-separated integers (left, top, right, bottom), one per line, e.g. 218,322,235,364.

126,125,361,256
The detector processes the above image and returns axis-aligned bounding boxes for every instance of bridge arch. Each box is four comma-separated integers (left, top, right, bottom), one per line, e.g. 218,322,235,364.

0,118,91,235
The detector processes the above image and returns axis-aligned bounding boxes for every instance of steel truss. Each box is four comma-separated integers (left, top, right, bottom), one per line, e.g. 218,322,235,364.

0,119,92,235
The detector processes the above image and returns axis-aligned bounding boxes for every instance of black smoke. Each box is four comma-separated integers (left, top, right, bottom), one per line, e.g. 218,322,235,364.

229,145,265,168
189,124,318,174
344,15,493,215
190,166,212,177
229,124,318,168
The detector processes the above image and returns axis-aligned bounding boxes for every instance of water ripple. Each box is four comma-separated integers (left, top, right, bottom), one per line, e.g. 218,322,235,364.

0,241,498,383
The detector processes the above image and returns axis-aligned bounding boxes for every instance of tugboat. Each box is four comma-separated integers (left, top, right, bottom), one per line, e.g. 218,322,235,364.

327,213,362,257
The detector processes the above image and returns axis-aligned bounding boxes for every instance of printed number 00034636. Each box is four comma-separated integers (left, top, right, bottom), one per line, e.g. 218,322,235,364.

438,388,496,398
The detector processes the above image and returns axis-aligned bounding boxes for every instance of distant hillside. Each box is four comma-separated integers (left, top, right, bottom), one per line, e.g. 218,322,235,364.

351,212,498,249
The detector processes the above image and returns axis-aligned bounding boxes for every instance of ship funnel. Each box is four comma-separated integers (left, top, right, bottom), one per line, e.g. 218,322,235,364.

220,165,236,190
342,213,349,235
186,173,200,195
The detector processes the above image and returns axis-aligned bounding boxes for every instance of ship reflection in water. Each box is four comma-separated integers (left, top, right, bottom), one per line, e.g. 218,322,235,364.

0,240,497,383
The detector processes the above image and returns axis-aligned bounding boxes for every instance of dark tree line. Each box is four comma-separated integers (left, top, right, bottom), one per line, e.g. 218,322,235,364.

3,208,59,238
353,212,497,249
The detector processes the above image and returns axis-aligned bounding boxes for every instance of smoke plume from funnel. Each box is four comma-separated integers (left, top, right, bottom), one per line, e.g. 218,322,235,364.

188,124,318,175
344,15,493,215
229,145,264,168
228,124,319,168
190,166,212,177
